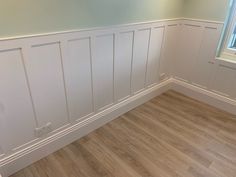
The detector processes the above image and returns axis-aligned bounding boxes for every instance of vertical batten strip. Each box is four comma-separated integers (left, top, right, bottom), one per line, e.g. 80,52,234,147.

59,40,72,124
112,33,116,104
157,25,166,82
21,45,39,128
90,35,97,113
130,30,136,96
89,36,95,114
144,28,152,88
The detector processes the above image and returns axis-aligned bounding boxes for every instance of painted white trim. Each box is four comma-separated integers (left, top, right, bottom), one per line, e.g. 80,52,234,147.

0,79,172,177
221,0,236,56
0,18,181,42
171,78,236,115
0,18,224,42
181,18,224,25
216,57,236,64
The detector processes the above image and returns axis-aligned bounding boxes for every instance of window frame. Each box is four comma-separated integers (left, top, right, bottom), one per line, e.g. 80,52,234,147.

222,0,236,56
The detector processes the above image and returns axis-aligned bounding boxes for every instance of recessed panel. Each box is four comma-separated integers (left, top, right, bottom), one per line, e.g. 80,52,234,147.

0,49,36,152
146,27,164,86
160,24,179,80
192,27,221,88
175,25,203,82
132,29,150,93
212,65,236,97
92,35,114,110
65,38,94,121
114,32,133,101
27,43,69,130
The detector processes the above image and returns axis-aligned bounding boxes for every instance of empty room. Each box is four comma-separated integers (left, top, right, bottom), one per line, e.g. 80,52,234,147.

1,0,236,176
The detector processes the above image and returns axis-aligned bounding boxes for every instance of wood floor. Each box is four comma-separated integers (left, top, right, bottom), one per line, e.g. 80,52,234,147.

11,91,236,177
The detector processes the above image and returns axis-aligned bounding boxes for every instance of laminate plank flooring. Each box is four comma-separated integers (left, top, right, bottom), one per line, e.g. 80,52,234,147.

11,91,236,177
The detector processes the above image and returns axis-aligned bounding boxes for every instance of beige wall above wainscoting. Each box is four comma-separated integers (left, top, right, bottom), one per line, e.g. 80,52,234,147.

0,0,184,38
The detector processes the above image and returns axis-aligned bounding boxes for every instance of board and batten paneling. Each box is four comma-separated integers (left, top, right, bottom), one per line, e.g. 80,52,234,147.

131,28,151,94
63,37,94,121
0,48,36,153
92,34,114,111
146,25,164,86
0,20,173,160
114,31,134,102
192,25,223,89
172,21,236,100
175,22,203,82
26,42,69,130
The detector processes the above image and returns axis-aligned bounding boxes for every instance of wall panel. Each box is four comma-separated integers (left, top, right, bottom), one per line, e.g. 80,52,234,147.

175,23,203,82
132,28,151,93
0,48,36,152
212,64,236,97
92,34,114,110
192,26,222,89
64,38,94,121
146,26,164,86
114,31,133,101
26,43,69,130
160,23,179,80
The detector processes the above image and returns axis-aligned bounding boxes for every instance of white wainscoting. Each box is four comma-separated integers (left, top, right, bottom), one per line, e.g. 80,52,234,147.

0,19,179,177
2,18,236,177
172,19,236,115
175,20,224,87
211,60,236,98
173,19,236,108
175,20,222,84
64,37,94,121
114,31,133,102
28,42,70,130
159,23,180,80
0,48,37,154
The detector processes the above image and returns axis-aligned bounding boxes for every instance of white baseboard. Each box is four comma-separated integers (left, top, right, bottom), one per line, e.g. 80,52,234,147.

0,79,172,177
171,78,236,115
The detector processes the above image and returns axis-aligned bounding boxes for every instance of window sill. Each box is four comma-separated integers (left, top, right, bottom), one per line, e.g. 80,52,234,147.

216,57,236,69
217,53,236,63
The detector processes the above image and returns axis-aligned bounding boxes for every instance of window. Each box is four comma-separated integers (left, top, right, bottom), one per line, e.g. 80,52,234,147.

228,25,236,50
223,0,236,55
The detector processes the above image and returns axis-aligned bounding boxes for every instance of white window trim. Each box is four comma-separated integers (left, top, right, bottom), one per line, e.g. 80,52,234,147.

222,0,236,56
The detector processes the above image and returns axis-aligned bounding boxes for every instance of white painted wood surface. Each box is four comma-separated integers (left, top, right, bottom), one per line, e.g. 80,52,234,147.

175,22,203,82
0,21,170,163
64,38,94,121
26,42,69,130
0,48,36,153
92,34,114,111
159,23,180,80
173,20,236,100
192,26,223,89
114,31,133,102
146,26,164,86
212,64,236,97
132,28,151,93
